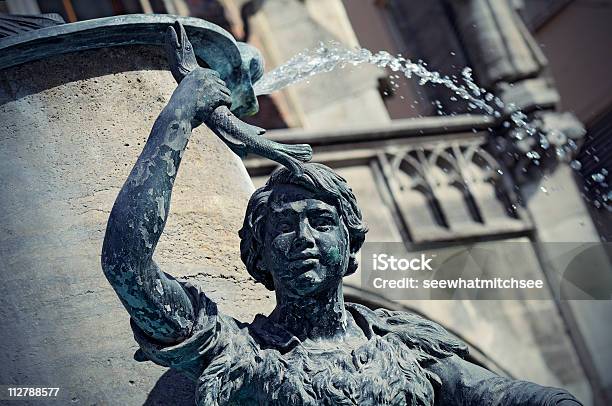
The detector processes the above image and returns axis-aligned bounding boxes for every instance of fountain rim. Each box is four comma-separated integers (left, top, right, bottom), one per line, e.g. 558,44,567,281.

0,14,259,116
0,14,238,70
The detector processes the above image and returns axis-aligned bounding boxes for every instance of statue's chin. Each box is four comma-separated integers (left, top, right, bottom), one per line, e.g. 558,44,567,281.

283,271,343,298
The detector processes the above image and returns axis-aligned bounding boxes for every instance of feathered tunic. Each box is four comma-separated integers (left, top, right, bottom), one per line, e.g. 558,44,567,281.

132,281,581,406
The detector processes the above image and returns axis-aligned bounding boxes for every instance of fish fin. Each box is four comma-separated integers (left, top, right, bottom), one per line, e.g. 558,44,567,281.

276,143,312,163
228,143,248,159
213,126,248,158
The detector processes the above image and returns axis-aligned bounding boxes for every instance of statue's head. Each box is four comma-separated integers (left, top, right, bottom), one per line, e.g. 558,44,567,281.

239,163,368,297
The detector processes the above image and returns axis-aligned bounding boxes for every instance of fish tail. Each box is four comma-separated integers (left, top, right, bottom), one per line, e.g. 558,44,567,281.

272,143,313,176
275,143,313,163
275,152,305,176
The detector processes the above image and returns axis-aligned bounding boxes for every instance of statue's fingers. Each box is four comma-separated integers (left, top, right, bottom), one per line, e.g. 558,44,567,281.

214,78,230,95
214,77,227,87
218,92,232,107
222,88,232,100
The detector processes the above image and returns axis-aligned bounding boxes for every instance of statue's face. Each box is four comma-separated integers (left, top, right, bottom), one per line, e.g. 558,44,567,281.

262,185,349,297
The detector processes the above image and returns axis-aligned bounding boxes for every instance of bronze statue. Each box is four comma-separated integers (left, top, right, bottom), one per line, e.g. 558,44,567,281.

101,22,582,406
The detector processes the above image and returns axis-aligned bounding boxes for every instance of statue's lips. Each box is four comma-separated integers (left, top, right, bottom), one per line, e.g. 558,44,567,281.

288,257,319,273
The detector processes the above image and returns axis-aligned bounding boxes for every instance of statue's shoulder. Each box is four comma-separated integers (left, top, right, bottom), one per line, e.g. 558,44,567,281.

346,302,469,361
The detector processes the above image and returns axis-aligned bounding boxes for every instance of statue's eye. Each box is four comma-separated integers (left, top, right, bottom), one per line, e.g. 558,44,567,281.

277,221,293,233
311,217,335,231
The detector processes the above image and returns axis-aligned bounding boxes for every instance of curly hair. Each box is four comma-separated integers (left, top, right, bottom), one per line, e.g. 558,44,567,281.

239,163,368,290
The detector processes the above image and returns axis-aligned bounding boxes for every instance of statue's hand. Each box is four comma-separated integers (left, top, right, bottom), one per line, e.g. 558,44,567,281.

165,21,231,126
175,67,232,126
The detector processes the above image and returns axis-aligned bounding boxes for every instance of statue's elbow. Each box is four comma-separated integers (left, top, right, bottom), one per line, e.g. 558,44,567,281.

100,249,117,284
100,228,124,282
101,222,113,265
100,205,131,272
548,390,583,406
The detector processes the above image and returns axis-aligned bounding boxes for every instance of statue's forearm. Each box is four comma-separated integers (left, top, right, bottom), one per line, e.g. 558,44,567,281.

102,92,197,343
429,356,582,406
111,101,193,256
463,377,582,406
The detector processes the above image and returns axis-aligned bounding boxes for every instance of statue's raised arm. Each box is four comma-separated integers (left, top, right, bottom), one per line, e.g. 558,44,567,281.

101,21,312,345
100,62,233,343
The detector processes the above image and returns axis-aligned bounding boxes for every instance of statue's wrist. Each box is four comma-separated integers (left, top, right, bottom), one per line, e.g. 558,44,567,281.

166,78,200,118
162,93,198,125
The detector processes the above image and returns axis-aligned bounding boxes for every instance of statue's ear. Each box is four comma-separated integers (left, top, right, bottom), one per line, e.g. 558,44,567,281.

255,257,275,291
345,252,358,277
255,256,264,273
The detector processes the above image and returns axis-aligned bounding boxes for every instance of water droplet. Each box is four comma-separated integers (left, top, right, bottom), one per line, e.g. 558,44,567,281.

570,160,582,170
527,151,541,159
540,186,549,194
592,173,606,183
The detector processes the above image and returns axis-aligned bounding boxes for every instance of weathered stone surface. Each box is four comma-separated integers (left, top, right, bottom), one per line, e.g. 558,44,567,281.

0,45,273,404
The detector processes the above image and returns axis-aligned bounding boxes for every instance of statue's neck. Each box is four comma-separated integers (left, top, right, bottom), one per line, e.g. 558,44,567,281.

271,284,348,342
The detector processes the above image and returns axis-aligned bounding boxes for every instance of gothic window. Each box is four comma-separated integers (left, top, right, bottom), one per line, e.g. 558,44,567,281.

380,138,531,243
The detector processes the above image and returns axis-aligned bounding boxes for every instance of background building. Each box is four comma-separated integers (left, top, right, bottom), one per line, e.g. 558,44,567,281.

1,0,611,404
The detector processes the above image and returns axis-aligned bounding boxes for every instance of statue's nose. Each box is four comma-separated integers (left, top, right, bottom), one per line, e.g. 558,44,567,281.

292,219,315,251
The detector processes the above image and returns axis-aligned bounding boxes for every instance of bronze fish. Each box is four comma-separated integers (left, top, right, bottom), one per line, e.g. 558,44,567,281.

165,21,312,175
